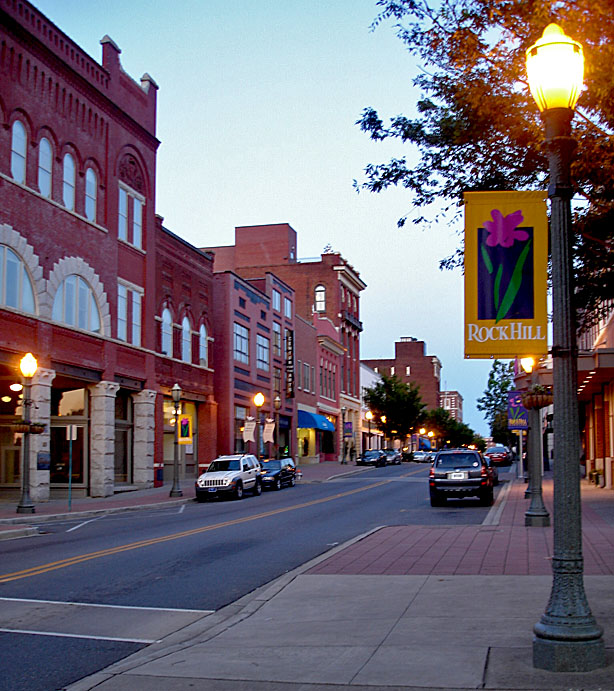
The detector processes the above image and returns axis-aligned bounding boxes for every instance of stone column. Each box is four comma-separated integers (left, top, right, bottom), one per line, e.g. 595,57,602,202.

133,389,156,487
89,381,119,497
30,368,56,502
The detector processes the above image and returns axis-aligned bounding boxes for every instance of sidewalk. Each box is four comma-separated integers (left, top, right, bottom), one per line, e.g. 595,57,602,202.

0,461,363,540
3,464,614,689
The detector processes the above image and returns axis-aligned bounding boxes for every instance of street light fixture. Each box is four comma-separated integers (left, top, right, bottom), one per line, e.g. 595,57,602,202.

341,406,347,463
274,394,282,459
254,392,265,461
169,383,183,497
520,358,550,526
365,410,373,450
16,353,37,514
526,23,605,672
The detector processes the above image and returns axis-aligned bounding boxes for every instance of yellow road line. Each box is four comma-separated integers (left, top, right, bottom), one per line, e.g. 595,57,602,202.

1,477,399,583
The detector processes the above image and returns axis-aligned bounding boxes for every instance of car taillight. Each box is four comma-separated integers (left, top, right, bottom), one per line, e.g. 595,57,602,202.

481,466,488,477
429,467,435,478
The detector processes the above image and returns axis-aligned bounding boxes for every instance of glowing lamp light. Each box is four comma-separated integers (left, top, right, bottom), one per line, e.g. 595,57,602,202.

365,410,373,420
521,357,536,373
19,353,38,379
10,383,23,392
419,428,426,435
526,23,584,112
254,392,265,408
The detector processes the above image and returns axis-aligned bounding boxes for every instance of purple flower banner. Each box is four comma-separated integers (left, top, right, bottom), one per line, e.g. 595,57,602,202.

464,191,548,359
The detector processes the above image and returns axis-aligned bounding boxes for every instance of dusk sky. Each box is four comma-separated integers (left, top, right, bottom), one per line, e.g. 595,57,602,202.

34,0,498,435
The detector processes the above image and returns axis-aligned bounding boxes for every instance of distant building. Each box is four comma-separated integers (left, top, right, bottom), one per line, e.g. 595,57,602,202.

439,390,463,422
362,337,442,410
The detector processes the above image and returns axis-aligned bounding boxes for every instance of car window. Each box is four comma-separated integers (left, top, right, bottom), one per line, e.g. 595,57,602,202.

436,454,480,468
262,461,281,470
208,459,240,472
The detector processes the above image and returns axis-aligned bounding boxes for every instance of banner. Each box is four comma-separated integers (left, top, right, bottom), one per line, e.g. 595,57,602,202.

343,421,353,439
178,414,193,445
242,419,256,443
464,191,548,358
263,419,275,444
507,391,528,430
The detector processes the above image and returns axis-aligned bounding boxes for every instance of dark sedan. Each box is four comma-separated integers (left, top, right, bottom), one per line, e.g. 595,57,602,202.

383,449,402,465
429,448,494,506
260,458,296,490
358,449,387,467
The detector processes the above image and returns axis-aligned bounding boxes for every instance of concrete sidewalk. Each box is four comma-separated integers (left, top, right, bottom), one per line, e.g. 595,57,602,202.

60,467,614,691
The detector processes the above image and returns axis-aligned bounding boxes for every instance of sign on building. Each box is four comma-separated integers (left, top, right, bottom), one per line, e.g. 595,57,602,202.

464,191,548,359
507,391,528,430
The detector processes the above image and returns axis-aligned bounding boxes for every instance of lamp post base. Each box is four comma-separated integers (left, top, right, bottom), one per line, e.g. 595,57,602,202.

525,512,550,527
169,488,183,498
533,636,605,673
16,503,35,514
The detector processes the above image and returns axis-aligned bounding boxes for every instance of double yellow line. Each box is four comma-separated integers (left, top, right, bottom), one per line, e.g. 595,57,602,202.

1,476,411,583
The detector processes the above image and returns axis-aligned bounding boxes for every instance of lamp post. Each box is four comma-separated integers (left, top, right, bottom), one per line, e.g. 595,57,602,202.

380,415,386,449
340,406,347,463
526,24,605,671
520,357,550,527
169,383,183,497
253,392,265,461
16,353,37,514
365,410,373,450
274,394,282,459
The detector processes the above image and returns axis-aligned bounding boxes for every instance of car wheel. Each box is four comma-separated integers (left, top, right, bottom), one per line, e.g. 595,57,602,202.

234,482,244,500
480,488,494,506
253,480,262,496
275,477,282,491
196,494,207,503
289,475,296,487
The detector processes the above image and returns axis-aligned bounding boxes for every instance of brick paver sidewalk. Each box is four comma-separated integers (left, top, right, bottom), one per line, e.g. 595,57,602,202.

308,476,614,577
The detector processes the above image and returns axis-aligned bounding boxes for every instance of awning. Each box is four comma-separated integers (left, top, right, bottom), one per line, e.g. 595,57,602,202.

298,410,335,432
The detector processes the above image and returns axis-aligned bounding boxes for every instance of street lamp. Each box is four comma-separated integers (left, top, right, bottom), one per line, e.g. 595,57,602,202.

340,406,347,463
521,358,550,526
16,353,37,514
253,392,265,461
365,410,373,450
169,383,183,497
274,394,282,459
526,23,605,671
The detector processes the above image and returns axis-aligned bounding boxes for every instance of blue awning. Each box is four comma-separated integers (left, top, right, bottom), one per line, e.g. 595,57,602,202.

298,410,335,432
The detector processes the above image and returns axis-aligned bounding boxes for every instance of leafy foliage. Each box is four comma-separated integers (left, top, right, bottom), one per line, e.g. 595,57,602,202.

424,407,481,448
356,0,614,328
363,373,426,441
476,359,514,442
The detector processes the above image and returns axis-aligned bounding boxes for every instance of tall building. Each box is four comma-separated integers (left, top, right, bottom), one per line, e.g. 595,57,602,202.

205,223,366,457
439,390,463,422
362,336,442,410
0,2,216,499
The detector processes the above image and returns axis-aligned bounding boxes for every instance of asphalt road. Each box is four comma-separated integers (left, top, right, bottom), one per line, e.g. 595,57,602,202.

0,463,502,690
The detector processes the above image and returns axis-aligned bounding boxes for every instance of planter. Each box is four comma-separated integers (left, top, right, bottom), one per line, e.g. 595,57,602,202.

521,392,553,409
10,422,46,434
29,423,45,434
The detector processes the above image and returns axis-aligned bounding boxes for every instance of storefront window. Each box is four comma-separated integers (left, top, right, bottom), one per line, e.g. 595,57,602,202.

234,405,247,453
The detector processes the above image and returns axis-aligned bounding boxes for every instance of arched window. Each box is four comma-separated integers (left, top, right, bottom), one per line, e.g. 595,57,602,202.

314,284,326,312
63,153,76,210
161,308,173,356
52,274,101,333
11,121,27,184
38,137,52,197
199,324,208,367
85,168,97,222
0,245,35,313
181,316,192,363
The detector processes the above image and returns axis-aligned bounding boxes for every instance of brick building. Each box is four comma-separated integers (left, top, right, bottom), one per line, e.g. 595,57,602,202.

0,1,216,500
439,390,463,422
205,223,365,459
362,336,442,410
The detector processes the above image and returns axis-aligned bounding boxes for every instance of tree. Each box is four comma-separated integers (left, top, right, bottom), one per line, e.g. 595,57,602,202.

356,0,614,329
363,373,426,443
476,359,514,442
423,407,479,448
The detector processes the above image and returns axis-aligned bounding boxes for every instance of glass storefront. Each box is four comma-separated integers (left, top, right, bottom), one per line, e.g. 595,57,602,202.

50,387,88,488
163,397,198,482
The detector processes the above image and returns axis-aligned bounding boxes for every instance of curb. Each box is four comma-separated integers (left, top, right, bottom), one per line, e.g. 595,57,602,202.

0,525,40,541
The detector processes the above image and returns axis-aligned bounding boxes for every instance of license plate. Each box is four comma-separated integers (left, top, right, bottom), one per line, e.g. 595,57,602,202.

208,487,217,492
449,472,466,480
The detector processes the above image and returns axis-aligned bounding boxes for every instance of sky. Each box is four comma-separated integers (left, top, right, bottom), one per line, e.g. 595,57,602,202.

33,0,495,435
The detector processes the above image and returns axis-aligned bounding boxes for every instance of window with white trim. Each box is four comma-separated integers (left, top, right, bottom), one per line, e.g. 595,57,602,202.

405,365,411,376
52,275,101,333
85,168,97,222
272,289,281,311
284,297,292,319
38,137,52,197
117,283,142,346
233,322,249,364
11,121,26,184
161,308,173,356
118,184,144,249
0,245,35,313
256,334,270,371
314,285,326,312
181,316,192,363
199,324,208,367
273,321,282,357
63,153,76,210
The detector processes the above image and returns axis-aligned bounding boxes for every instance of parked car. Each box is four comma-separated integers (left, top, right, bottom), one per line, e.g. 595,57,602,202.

195,454,262,501
429,448,494,507
412,450,430,463
260,458,296,490
484,456,499,485
358,449,387,467
383,449,402,465
484,445,512,466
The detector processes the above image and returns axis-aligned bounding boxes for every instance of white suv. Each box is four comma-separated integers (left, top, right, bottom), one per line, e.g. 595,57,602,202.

195,454,262,502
